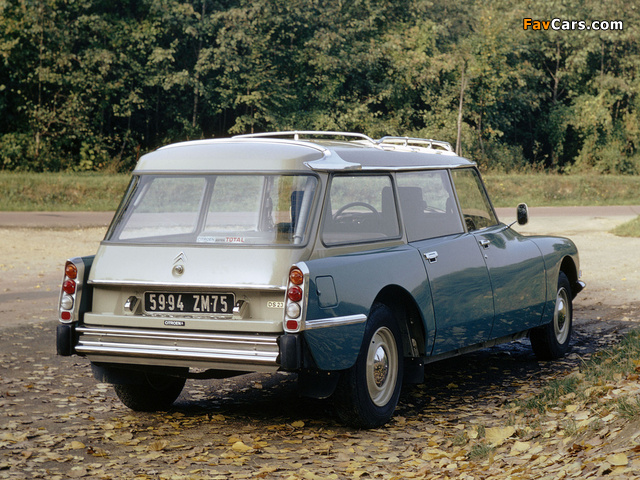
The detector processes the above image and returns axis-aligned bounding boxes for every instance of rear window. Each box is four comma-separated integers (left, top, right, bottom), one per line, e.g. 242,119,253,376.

106,174,318,246
322,174,400,245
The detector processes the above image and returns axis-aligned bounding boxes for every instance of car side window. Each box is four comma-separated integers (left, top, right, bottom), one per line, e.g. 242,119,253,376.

396,170,464,241
322,174,400,245
451,168,498,232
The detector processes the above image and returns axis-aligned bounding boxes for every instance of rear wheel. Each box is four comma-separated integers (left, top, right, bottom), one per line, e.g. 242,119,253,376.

531,272,572,360
335,304,404,428
114,373,186,412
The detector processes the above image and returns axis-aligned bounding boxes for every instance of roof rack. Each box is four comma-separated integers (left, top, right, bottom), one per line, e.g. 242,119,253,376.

233,130,376,144
377,136,454,153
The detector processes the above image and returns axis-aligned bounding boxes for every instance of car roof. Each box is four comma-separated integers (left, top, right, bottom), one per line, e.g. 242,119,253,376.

133,131,476,173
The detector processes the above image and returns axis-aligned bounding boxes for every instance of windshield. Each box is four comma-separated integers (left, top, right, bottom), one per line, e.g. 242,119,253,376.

106,174,318,246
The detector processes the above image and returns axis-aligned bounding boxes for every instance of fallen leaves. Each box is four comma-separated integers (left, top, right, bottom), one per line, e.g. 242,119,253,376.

485,426,516,446
3,322,640,479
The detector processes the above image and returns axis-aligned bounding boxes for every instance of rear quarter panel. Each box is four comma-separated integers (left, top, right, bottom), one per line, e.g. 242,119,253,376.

302,244,433,370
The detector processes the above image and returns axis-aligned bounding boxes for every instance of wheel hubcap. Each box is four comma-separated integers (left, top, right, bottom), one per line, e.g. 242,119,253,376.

366,327,398,407
554,287,570,344
373,346,389,387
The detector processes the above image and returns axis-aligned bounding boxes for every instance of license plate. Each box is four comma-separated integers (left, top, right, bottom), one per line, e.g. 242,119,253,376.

144,292,235,314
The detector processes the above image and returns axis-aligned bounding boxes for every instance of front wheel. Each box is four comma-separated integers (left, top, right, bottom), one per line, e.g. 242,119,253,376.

530,272,573,360
334,304,404,428
114,373,186,412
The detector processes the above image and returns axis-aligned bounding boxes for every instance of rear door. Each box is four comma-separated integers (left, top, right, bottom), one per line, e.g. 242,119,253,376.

396,171,494,355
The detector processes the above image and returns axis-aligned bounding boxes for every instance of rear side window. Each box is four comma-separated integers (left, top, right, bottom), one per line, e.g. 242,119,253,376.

396,170,464,241
322,174,400,245
451,168,498,231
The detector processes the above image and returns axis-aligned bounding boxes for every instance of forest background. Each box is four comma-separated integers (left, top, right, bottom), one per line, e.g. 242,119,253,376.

0,0,638,174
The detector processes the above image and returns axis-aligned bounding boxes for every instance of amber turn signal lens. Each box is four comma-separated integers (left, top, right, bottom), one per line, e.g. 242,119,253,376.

65,262,78,280
289,268,304,285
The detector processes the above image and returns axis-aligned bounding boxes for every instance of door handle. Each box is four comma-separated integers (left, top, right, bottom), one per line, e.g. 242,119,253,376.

479,239,491,249
424,251,438,263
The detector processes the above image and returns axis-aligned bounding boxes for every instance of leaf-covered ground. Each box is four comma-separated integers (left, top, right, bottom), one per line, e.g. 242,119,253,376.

1,310,639,480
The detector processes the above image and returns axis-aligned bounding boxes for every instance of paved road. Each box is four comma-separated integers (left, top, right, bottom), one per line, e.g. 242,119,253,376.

0,211,115,228
1,205,639,228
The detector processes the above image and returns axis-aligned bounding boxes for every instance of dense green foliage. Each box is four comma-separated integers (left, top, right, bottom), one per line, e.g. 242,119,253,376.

0,0,638,173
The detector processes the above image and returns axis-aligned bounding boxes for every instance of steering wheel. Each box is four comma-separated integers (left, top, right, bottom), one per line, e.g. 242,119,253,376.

333,202,379,220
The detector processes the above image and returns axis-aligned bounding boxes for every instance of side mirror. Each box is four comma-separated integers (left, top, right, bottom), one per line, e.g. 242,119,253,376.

517,203,529,226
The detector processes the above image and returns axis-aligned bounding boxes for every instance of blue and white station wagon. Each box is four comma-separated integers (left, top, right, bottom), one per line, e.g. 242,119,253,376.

57,132,584,428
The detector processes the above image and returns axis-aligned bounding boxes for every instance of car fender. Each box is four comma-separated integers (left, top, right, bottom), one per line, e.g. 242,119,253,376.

527,235,581,325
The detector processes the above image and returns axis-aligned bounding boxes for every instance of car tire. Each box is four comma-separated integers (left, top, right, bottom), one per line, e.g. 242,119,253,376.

530,272,573,360
334,303,404,428
114,373,186,412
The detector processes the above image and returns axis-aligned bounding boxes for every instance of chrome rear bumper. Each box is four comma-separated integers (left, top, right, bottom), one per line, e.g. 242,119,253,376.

75,326,280,372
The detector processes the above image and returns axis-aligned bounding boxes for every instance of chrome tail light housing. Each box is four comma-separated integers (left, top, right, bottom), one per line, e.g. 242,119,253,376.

284,263,309,333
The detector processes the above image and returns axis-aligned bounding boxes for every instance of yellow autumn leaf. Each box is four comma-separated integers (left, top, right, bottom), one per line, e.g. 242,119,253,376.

607,453,628,466
291,421,305,428
231,441,253,454
148,440,169,452
565,404,578,413
510,441,530,454
485,426,516,446
70,441,86,450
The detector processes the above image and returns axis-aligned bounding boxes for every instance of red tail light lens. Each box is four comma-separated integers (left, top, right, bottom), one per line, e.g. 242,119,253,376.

287,286,302,302
62,280,76,295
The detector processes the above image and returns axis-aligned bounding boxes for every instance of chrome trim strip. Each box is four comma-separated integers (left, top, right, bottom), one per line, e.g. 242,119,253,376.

305,314,367,330
76,326,278,344
88,279,286,291
360,163,476,171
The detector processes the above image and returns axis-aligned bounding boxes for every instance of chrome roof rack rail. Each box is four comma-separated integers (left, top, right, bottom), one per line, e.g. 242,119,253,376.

233,130,377,144
377,136,454,152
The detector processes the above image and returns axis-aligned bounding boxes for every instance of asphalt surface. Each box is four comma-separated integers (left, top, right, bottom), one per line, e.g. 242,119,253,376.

0,211,115,228
1,205,639,228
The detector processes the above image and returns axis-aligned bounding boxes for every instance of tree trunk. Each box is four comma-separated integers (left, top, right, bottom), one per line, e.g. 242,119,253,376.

456,62,467,156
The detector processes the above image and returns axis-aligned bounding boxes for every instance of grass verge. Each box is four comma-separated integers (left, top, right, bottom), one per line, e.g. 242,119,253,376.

1,172,639,211
484,174,640,208
0,172,130,211
611,216,640,237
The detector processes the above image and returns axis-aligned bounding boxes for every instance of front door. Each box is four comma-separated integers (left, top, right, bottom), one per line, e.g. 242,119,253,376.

450,168,546,340
472,226,546,338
